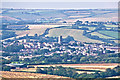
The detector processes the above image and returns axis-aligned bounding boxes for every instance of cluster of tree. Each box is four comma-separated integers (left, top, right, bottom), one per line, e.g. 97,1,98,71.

3,44,24,52
74,20,117,26
36,65,120,78
33,49,50,55
1,65,11,71
2,30,17,39
36,66,79,78
63,36,75,42
20,52,119,65
2,53,118,71
1,25,7,30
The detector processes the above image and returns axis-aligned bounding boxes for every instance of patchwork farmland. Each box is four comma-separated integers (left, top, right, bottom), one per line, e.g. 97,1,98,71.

27,63,119,72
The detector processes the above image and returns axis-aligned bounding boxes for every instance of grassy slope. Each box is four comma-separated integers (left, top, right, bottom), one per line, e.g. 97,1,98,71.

46,28,103,43
91,32,115,39
98,30,118,39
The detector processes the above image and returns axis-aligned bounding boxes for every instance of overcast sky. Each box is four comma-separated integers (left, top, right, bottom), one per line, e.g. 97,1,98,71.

1,0,120,2
1,0,119,9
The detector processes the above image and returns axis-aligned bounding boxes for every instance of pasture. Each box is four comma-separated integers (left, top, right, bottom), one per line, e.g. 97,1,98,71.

91,32,115,39
46,28,103,43
98,30,118,39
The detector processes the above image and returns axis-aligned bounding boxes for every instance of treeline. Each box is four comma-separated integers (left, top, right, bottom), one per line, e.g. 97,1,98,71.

19,52,119,64
1,25,29,30
36,65,120,78
3,43,24,52
2,30,17,39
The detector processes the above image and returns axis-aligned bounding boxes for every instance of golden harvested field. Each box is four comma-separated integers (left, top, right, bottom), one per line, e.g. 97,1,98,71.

68,16,89,18
1,24,69,41
28,63,119,72
104,24,118,27
64,17,117,23
15,30,46,36
28,24,70,30
15,24,70,36
75,67,107,71
107,76,120,78
15,24,69,36
46,28,103,43
0,16,20,21
0,71,69,78
11,68,37,72
76,71,95,74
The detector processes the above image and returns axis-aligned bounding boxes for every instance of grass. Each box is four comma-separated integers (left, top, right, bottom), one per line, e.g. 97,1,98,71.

46,28,103,43
87,27,96,31
98,30,118,39
91,32,115,39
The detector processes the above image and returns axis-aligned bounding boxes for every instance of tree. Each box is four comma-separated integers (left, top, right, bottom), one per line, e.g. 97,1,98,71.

34,34,38,37
64,36,74,42
2,66,11,71
85,21,89,24
36,68,43,73
3,42,24,52
72,24,79,29
75,20,83,25
10,55,19,61
63,21,67,23
80,57,87,63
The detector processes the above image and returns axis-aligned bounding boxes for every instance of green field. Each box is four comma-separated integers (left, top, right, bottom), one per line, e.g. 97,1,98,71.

98,30,118,39
91,32,115,39
46,28,102,43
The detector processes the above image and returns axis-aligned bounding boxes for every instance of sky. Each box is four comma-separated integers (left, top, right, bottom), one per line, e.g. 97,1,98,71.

1,0,120,2
1,0,119,9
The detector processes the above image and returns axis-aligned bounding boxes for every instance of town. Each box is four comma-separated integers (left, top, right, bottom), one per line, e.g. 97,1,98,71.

2,34,119,61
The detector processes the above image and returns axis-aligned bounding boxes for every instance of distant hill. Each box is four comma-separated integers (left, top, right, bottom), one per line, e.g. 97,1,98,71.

1,9,118,23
